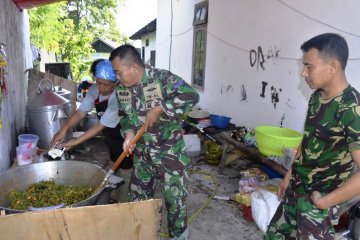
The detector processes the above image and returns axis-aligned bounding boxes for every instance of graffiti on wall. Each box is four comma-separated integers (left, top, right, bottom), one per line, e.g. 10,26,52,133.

220,84,234,95
240,84,247,102
219,84,247,103
250,46,265,71
250,46,281,71
215,45,284,110
259,81,282,109
250,45,283,108
267,46,281,63
260,81,268,98
271,86,282,109
279,113,285,127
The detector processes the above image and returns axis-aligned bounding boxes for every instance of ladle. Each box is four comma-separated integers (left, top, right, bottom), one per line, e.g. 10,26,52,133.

93,125,146,194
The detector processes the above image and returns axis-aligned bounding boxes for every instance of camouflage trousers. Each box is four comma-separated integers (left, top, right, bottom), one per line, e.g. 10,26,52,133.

265,187,343,240
129,144,189,238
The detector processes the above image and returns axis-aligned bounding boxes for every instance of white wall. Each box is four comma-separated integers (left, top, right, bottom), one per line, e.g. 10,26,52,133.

0,0,33,172
141,32,156,65
156,0,360,133
156,0,197,82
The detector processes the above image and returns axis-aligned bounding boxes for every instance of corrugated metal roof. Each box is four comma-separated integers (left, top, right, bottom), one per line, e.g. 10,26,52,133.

13,0,65,10
130,19,157,40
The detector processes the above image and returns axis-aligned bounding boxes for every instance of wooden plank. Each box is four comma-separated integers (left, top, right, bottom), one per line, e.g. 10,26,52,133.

224,149,245,166
0,199,162,240
219,132,287,176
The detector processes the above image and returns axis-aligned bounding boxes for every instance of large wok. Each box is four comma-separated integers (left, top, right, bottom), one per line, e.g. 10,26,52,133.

0,161,108,214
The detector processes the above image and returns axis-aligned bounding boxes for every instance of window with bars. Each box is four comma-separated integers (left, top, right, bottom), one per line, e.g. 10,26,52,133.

191,1,208,90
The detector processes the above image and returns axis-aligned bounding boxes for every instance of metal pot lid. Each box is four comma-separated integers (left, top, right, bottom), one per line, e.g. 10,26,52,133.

26,89,70,111
189,109,210,119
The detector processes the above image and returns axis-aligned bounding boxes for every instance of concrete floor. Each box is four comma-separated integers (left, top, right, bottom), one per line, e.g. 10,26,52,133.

185,161,263,240
71,136,263,240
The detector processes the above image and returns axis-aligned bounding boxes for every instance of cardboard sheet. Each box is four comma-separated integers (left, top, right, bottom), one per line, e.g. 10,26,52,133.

0,199,162,240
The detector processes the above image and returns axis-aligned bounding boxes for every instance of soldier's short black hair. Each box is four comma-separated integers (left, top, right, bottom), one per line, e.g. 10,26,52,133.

90,59,105,75
109,44,145,68
301,33,349,70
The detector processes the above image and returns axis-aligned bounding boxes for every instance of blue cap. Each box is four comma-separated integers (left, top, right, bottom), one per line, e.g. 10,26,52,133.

95,60,117,82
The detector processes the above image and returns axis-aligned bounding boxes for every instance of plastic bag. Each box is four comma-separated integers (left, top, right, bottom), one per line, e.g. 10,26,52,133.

251,189,281,233
239,177,260,193
183,134,201,157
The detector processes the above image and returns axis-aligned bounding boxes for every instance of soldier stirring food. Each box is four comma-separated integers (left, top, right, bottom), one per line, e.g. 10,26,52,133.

109,44,199,240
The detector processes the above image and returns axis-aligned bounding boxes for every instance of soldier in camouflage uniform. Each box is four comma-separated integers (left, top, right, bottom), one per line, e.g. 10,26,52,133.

109,44,199,240
265,33,360,239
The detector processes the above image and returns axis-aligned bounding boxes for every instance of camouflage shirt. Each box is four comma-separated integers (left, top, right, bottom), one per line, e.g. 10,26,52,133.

292,85,360,194
115,66,199,146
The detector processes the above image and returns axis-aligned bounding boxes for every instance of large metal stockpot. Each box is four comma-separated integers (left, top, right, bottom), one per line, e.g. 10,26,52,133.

0,161,108,214
26,79,72,149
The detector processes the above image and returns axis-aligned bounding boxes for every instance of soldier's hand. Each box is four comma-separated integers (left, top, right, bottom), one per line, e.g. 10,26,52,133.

124,130,135,155
277,179,289,200
145,105,163,131
311,191,326,209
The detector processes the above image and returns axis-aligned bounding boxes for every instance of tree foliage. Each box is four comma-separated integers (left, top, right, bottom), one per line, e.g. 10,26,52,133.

29,0,128,81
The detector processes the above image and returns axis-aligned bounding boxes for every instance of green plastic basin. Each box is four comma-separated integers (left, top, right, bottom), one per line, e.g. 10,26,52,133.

255,126,302,157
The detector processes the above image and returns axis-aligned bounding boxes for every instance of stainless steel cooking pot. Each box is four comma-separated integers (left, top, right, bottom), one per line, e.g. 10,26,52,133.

188,109,210,123
26,79,72,149
0,161,108,214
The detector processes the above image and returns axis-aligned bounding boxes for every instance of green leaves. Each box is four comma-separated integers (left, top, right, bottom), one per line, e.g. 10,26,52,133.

29,2,66,52
29,0,128,81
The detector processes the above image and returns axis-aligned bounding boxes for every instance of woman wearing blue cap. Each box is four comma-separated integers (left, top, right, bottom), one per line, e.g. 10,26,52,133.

50,59,133,171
